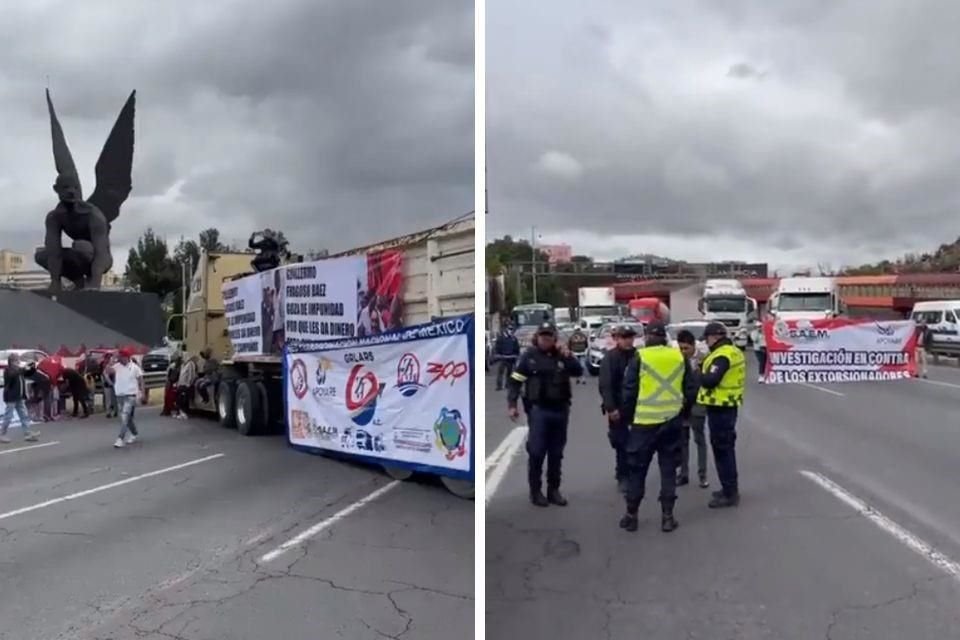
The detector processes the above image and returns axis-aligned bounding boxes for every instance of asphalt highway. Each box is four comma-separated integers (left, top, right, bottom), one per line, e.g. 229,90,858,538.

0,408,472,640
485,358,960,640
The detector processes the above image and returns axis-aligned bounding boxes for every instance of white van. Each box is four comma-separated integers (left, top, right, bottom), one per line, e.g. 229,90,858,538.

910,300,960,351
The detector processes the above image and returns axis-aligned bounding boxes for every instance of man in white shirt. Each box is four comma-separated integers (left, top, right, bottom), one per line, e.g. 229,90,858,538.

109,348,144,448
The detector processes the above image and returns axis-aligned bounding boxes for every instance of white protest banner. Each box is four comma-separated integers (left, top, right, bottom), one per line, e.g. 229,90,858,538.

283,257,366,346
763,318,918,384
285,314,474,478
222,274,264,356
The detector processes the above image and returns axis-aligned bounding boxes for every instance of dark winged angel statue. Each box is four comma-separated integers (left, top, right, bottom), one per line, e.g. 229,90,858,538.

35,89,136,292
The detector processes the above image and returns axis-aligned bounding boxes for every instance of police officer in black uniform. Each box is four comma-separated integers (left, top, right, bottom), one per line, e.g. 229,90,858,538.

598,324,637,494
620,321,696,532
507,322,584,507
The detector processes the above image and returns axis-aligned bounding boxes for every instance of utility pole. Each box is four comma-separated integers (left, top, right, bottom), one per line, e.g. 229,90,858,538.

531,225,538,303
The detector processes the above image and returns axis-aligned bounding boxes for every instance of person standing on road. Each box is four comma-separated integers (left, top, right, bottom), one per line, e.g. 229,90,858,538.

507,322,583,507
675,330,709,489
698,322,746,509
24,362,55,423
915,320,931,379
751,319,768,384
61,367,92,418
619,321,694,533
598,324,637,494
493,325,521,391
110,348,145,448
176,354,200,419
1,354,40,443
566,326,589,385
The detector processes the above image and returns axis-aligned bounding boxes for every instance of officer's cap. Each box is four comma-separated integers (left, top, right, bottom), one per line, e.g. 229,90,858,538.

703,322,728,337
615,324,637,337
536,322,557,336
644,321,668,338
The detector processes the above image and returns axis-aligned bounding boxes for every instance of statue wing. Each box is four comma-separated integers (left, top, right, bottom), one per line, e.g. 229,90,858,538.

46,89,80,186
88,90,136,224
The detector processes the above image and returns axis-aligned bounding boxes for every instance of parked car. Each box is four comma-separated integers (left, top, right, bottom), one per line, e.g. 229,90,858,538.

0,349,49,386
587,322,645,375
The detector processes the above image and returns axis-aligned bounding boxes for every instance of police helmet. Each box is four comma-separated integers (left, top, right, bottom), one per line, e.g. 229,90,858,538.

536,322,558,336
615,324,637,337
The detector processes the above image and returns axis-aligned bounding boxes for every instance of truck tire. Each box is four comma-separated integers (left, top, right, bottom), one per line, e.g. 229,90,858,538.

382,465,414,481
441,477,475,500
217,380,236,429
235,380,261,436
254,381,271,434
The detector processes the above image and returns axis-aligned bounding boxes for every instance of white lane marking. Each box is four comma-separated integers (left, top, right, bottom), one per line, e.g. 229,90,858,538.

801,470,960,581
917,378,960,391
0,453,225,522
798,382,845,397
259,481,401,563
0,441,60,456
486,424,527,470
485,426,528,504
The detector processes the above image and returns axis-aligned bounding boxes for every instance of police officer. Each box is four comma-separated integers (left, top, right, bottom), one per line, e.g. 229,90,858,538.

494,324,521,390
620,321,695,532
698,322,746,508
598,324,637,494
507,322,584,507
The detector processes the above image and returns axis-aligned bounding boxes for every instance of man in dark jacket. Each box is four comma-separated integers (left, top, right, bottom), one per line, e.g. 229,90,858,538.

697,322,747,508
567,327,590,384
598,325,637,494
1,354,40,442
493,325,521,390
507,322,584,507
620,322,696,532
61,367,92,418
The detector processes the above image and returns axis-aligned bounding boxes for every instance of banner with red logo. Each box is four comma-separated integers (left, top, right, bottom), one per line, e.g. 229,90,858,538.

284,314,474,478
762,318,918,384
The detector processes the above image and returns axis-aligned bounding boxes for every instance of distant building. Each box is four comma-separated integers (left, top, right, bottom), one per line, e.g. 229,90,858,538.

540,243,572,264
611,257,768,279
0,248,124,290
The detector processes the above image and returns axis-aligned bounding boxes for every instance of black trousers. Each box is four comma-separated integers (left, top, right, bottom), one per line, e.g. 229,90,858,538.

607,416,629,481
526,405,569,493
678,412,708,480
624,418,681,513
495,358,515,389
706,406,739,497
69,384,90,417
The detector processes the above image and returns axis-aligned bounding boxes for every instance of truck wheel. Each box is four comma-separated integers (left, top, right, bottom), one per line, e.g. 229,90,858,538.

441,477,475,499
382,465,414,481
254,381,271,434
217,380,236,429
235,380,261,436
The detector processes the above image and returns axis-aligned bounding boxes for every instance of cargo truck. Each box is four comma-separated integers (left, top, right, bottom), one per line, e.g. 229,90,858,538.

182,216,475,497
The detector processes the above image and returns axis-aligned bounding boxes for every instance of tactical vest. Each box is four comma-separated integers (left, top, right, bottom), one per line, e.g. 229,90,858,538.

697,343,746,407
633,345,685,426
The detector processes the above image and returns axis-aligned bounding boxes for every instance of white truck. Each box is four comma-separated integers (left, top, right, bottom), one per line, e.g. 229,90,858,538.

697,279,757,348
768,276,844,321
577,286,620,333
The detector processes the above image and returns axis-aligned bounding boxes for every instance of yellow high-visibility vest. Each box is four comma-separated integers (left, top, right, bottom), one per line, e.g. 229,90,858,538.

633,345,685,426
697,343,746,407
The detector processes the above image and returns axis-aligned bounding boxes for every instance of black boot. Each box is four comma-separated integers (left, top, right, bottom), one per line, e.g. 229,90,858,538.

547,488,568,506
660,506,680,533
530,489,549,507
676,474,689,487
619,513,638,532
708,492,740,509
698,475,710,489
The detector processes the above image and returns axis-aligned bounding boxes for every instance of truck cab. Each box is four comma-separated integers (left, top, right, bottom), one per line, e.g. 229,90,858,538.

769,277,844,321
698,279,756,348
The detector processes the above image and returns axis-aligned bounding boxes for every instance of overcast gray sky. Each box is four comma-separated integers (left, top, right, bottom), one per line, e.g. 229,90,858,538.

0,0,473,272
488,0,960,272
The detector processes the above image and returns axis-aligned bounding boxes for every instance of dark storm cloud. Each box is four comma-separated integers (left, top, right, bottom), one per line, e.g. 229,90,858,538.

488,0,960,267
0,0,472,266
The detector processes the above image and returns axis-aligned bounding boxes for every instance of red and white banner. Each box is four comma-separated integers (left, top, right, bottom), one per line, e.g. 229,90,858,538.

763,318,918,384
